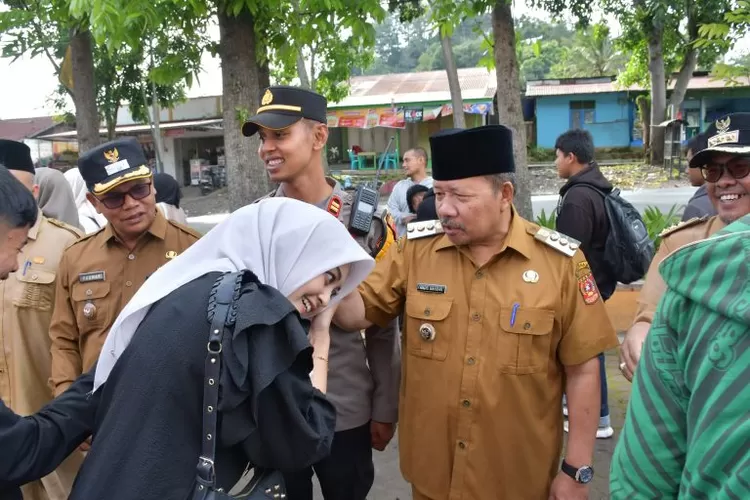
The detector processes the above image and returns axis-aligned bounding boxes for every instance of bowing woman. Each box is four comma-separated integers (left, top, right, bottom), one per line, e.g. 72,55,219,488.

0,197,375,500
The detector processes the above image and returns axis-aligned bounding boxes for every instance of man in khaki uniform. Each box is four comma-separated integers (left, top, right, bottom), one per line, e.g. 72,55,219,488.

0,140,83,500
242,86,400,500
334,126,619,500
49,137,200,397
619,112,750,381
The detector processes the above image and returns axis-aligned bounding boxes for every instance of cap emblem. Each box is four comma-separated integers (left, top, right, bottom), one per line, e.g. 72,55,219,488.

716,116,731,134
261,89,273,106
104,148,120,164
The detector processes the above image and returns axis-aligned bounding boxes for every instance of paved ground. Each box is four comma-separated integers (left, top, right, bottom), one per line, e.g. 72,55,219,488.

309,348,629,499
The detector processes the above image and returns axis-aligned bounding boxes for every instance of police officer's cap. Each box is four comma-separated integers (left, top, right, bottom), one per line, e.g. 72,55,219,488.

429,125,515,181
241,86,327,137
78,137,152,195
0,139,34,175
690,112,750,168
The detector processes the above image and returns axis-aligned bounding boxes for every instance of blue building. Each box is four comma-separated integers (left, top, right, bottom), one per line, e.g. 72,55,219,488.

526,74,750,149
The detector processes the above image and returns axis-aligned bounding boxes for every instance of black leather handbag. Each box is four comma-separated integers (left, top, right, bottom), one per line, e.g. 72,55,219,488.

191,272,287,500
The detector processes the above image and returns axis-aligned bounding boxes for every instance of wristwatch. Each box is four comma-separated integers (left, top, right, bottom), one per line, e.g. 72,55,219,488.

561,460,594,484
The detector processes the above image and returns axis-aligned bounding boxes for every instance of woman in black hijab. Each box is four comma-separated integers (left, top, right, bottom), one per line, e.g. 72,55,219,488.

153,173,188,224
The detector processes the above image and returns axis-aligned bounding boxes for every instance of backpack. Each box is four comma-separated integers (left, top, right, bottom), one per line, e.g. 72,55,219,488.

560,184,654,284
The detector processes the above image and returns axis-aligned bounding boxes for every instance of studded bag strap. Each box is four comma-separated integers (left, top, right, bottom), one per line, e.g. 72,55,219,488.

193,271,243,499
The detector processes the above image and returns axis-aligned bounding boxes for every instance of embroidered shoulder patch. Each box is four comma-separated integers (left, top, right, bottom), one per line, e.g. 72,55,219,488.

575,261,600,305
659,215,710,238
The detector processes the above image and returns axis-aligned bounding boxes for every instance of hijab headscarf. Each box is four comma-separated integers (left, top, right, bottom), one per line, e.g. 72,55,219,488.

153,172,182,208
34,167,82,229
64,167,108,233
93,197,375,392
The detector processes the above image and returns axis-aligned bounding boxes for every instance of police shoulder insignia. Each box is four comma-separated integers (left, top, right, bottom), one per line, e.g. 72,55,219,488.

575,261,600,305
534,227,579,257
47,218,84,238
659,216,710,238
406,220,444,240
327,195,342,218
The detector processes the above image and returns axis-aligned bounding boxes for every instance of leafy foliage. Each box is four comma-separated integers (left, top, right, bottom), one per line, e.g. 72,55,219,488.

698,0,750,86
534,208,558,229
642,204,680,250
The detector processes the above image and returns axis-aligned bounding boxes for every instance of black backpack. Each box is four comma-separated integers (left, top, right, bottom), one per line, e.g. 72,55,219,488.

560,184,654,284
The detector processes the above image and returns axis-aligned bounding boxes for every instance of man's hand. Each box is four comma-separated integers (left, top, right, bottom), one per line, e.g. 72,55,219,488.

79,437,91,452
370,421,395,451
619,322,650,382
548,472,588,500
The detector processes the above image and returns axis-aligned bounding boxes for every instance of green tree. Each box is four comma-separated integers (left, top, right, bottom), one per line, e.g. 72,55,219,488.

699,0,750,85
548,24,626,78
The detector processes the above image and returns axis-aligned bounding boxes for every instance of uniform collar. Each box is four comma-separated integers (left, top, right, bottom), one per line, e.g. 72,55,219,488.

100,208,168,247
275,177,343,204
434,206,533,260
26,209,44,241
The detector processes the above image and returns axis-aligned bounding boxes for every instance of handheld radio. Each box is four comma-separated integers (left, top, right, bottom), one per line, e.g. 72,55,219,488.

349,136,395,236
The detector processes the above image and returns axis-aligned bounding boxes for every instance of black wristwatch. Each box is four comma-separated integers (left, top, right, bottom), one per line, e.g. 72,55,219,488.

561,460,594,484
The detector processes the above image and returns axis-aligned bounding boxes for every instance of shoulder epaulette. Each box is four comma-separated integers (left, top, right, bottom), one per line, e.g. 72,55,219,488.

659,215,710,239
167,219,202,239
406,220,444,240
46,218,84,239
533,227,580,257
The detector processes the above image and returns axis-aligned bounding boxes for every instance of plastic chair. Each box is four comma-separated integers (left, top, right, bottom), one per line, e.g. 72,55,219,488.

347,150,362,170
378,152,398,170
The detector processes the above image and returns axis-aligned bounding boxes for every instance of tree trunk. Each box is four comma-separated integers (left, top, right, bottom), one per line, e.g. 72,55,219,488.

297,52,311,89
668,8,700,112
440,32,466,129
218,7,269,210
492,1,533,220
70,30,100,152
258,52,271,90
646,22,667,166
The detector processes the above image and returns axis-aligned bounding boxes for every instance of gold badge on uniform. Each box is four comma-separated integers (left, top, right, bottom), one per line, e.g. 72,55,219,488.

575,261,600,305
165,251,178,259
261,89,273,106
326,195,342,218
83,302,97,319
522,270,539,283
419,323,436,342
104,148,120,163
32,256,45,265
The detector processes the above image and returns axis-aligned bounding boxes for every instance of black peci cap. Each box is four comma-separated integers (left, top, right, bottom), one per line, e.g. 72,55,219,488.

429,125,515,181
241,86,328,137
0,139,34,174
78,137,152,195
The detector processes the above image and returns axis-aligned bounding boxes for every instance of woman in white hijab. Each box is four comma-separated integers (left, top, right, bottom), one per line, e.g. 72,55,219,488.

56,197,374,500
63,167,107,234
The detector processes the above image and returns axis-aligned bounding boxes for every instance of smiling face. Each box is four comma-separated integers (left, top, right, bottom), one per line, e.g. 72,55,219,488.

257,120,328,183
703,153,750,224
87,178,157,241
287,264,351,319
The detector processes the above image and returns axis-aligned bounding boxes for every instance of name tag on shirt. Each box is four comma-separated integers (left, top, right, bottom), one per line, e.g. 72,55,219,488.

416,283,446,294
79,271,106,283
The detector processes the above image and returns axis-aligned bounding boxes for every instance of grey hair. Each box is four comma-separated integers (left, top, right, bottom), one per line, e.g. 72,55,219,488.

485,173,516,194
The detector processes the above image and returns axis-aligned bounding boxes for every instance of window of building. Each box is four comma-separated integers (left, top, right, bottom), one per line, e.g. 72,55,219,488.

569,100,596,128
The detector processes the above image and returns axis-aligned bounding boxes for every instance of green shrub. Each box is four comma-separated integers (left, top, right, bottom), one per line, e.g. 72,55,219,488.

535,208,557,229
643,205,680,250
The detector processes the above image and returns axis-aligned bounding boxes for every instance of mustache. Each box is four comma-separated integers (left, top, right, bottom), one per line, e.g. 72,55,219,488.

440,218,466,230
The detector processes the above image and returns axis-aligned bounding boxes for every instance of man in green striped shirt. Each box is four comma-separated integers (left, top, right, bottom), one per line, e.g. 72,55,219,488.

610,212,750,498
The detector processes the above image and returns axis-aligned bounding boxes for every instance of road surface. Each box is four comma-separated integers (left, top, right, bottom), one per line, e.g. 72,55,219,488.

187,186,699,235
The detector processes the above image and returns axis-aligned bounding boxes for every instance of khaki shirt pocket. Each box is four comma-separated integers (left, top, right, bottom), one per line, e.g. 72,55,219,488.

405,295,453,361
71,281,111,331
496,307,555,374
13,269,56,311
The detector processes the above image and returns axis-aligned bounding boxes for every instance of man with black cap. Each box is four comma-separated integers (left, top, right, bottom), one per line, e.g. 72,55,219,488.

0,139,83,500
242,85,400,500
333,125,619,499
681,132,717,221
619,112,750,381
48,137,200,401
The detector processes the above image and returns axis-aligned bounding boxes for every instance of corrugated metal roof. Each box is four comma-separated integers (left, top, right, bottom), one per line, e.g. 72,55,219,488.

525,75,750,97
0,116,56,141
330,67,497,108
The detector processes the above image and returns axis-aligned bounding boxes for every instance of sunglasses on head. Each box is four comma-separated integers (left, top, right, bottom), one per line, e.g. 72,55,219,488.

700,156,750,183
96,182,152,209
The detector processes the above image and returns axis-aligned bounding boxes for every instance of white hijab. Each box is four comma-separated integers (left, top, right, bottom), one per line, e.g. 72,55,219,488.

93,197,375,392
64,167,107,233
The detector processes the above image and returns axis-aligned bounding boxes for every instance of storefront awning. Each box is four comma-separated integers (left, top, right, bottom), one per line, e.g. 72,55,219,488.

36,118,224,140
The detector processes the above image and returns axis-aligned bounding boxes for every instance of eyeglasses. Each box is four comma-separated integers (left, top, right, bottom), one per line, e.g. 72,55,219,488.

701,157,750,183
97,183,152,209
